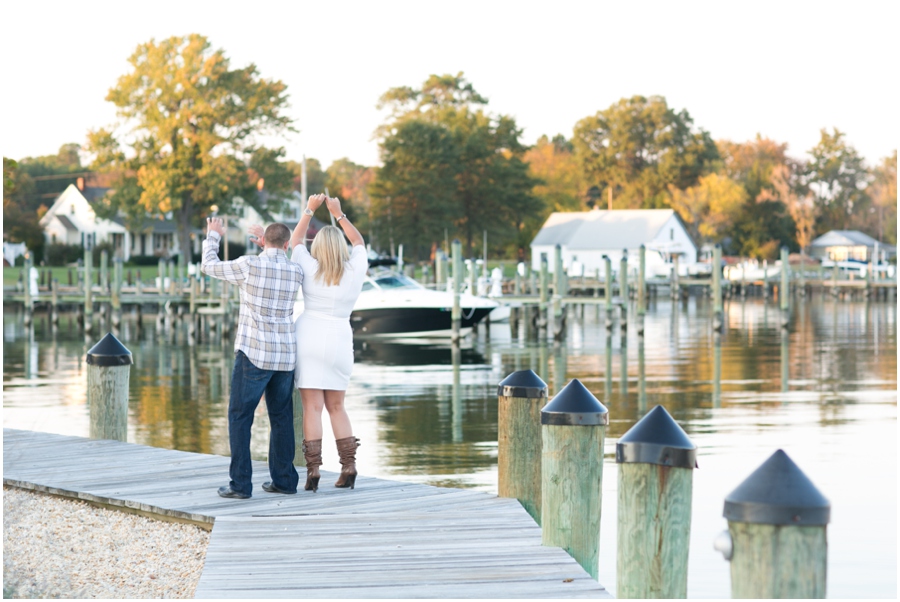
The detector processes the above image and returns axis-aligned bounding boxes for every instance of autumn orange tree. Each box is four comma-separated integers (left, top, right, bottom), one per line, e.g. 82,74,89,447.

87,34,295,259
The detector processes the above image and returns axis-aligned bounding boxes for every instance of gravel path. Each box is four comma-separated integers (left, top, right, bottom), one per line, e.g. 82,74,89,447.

3,487,209,598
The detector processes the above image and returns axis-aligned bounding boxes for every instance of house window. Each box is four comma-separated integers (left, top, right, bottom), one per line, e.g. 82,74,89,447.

670,228,674,240
70,204,76,215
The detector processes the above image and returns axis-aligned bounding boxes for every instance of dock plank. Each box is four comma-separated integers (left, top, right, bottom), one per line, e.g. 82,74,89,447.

4,428,611,599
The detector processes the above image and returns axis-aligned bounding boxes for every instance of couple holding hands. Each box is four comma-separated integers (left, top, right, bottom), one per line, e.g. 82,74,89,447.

202,194,368,499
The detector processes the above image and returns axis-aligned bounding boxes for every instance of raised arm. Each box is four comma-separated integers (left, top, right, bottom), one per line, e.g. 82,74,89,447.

290,194,327,250
326,196,365,247
201,217,250,283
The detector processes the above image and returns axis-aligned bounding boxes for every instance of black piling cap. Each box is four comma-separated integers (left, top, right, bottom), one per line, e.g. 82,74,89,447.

540,379,608,426
86,332,133,367
723,449,830,526
616,405,697,469
498,370,548,399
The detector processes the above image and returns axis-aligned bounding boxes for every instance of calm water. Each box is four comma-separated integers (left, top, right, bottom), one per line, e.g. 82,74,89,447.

3,296,896,598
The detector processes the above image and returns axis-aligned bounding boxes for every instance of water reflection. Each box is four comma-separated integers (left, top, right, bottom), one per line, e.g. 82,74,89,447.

3,296,896,597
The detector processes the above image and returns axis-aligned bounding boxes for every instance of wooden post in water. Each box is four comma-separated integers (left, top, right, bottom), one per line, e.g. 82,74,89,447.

100,249,109,294
23,254,33,326
538,254,549,336
50,278,59,325
540,379,608,580
83,247,93,332
603,255,613,330
553,244,565,340
637,245,646,336
497,370,548,524
619,250,628,330
672,255,680,300
616,405,697,598
111,257,123,327
713,244,723,332
780,246,790,328
717,449,830,598
451,239,462,342
86,333,133,441
637,337,647,413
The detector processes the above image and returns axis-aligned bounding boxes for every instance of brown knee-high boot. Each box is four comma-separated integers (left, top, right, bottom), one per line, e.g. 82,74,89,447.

334,437,360,489
302,439,322,492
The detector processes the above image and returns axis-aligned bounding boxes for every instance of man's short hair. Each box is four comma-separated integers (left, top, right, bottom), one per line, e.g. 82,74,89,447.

264,223,291,248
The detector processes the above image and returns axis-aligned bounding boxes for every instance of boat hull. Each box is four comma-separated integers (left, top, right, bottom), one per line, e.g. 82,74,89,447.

350,306,493,338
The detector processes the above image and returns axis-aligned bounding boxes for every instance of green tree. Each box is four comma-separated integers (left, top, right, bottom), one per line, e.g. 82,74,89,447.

86,34,295,258
717,136,799,258
865,151,897,245
373,73,540,258
805,128,869,234
572,95,719,209
325,158,374,229
668,173,747,243
2,157,45,253
286,157,327,196
369,120,459,258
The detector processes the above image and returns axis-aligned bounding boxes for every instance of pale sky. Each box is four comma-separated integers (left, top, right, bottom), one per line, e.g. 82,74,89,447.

2,1,897,171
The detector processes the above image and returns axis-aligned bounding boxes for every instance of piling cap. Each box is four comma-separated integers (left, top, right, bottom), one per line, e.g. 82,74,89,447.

723,449,830,526
540,379,608,426
616,405,697,469
498,370,547,399
86,332,133,367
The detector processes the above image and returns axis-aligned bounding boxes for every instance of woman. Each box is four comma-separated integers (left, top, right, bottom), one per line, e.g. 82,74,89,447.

287,193,368,491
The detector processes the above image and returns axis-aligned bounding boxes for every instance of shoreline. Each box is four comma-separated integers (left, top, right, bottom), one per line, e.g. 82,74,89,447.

3,486,208,599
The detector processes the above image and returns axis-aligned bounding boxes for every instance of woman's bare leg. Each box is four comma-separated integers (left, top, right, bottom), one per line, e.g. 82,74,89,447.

324,390,353,440
300,388,325,441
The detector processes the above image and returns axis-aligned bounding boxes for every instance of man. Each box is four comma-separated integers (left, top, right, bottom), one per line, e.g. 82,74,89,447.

202,217,302,499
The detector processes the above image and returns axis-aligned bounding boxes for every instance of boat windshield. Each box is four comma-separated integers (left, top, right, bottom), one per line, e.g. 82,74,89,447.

371,273,420,290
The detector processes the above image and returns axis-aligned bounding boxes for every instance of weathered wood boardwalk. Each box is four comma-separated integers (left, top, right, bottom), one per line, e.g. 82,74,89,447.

3,429,611,598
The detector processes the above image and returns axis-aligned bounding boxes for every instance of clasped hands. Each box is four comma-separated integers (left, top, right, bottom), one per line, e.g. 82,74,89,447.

244,194,344,248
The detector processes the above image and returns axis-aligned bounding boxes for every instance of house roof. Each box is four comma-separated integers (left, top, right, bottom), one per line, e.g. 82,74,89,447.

532,209,686,251
810,230,881,248
56,214,79,232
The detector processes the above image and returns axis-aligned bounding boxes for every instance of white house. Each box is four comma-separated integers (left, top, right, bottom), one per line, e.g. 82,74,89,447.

530,209,698,277
809,230,895,263
39,184,203,260
40,184,129,257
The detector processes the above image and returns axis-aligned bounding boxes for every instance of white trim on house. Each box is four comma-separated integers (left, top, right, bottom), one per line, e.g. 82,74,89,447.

530,209,698,277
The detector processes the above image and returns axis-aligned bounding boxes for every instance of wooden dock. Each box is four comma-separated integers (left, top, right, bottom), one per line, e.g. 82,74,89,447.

3,428,611,599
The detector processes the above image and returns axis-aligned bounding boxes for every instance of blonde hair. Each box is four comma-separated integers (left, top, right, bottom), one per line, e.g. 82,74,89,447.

310,226,350,286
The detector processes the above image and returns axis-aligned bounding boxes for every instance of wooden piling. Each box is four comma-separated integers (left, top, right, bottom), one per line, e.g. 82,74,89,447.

100,249,109,293
720,449,830,598
497,370,548,525
553,245,565,340
50,279,59,325
638,245,646,317
672,255,680,300
603,256,613,330
780,246,790,327
23,255,33,325
86,333,133,441
540,379,608,580
451,239,462,341
620,250,628,329
539,254,549,335
616,405,697,598
712,244,723,332
83,248,93,331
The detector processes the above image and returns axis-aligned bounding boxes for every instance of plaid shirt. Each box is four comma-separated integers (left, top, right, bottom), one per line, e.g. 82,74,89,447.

201,232,303,372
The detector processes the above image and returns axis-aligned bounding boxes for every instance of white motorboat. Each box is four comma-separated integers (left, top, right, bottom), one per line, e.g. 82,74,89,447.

293,270,498,338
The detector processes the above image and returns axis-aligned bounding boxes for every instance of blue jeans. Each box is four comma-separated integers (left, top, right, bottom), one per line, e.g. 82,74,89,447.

228,351,299,496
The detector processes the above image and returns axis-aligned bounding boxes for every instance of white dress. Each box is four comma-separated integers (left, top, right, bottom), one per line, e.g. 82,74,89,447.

291,244,368,390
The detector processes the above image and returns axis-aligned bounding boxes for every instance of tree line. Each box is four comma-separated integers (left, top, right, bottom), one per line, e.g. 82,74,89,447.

3,34,896,265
